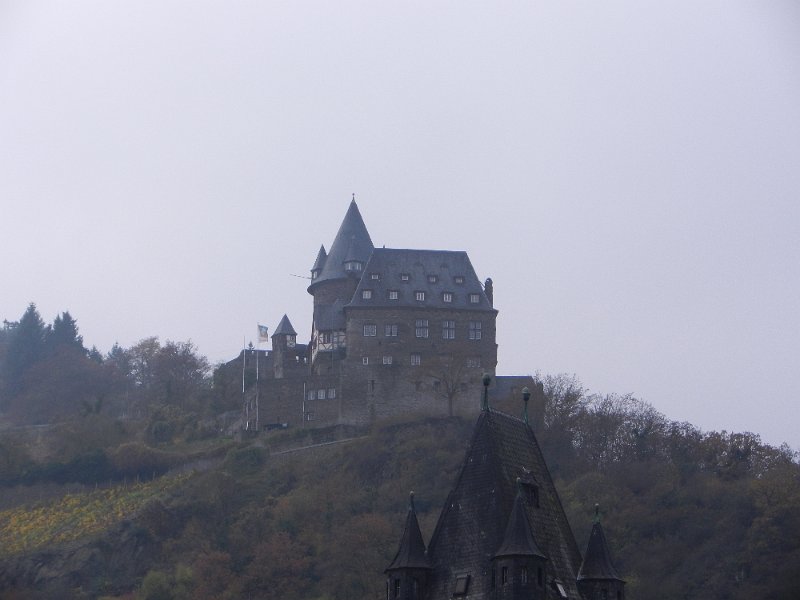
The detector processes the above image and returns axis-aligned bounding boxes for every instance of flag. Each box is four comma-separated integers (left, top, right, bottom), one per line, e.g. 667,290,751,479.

257,324,269,342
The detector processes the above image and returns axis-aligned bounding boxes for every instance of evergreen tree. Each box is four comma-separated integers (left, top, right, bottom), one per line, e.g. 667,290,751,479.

48,311,85,355
4,303,47,394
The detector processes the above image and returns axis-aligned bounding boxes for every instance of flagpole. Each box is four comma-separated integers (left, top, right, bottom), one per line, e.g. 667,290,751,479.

255,333,260,432
242,336,247,430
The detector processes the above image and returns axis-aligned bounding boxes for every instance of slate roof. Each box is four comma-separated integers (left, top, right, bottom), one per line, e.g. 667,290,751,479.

309,200,374,289
311,245,327,273
577,518,623,582
424,407,584,599
494,488,547,559
386,492,432,572
273,314,297,336
348,248,495,312
313,300,347,331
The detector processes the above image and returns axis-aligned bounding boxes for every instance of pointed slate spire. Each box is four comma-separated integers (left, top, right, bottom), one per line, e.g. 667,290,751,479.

494,481,547,559
311,245,327,279
272,314,297,337
386,492,431,571
311,199,374,287
577,505,623,582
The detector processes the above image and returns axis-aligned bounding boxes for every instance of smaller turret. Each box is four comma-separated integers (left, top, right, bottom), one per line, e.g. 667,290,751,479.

311,245,327,281
577,505,625,600
492,480,548,599
484,277,494,306
271,315,298,379
386,492,431,600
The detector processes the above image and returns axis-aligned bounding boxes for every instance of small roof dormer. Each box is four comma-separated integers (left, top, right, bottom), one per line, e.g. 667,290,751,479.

494,482,547,560
386,492,431,572
311,245,327,280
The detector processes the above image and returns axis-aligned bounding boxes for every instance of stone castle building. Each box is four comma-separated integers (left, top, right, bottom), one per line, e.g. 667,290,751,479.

237,199,530,429
385,382,626,600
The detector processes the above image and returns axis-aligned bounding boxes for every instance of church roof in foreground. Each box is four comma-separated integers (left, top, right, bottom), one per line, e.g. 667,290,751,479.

423,406,584,599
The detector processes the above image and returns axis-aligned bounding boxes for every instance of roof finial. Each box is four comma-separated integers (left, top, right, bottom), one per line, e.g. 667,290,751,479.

409,491,416,512
481,373,491,411
594,503,601,524
352,192,355,202
522,387,531,425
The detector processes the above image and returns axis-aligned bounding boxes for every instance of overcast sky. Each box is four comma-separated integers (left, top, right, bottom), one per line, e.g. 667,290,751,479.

2,1,798,448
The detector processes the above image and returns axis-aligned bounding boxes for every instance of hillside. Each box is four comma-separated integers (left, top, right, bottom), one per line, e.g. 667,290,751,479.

1,404,799,599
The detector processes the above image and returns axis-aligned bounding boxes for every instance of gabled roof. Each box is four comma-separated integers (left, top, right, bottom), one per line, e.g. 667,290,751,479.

494,487,547,559
348,248,495,312
425,408,584,599
577,513,624,582
272,314,297,337
309,200,374,289
386,492,431,572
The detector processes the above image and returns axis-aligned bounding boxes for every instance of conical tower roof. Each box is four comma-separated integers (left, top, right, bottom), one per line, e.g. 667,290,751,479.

310,199,374,289
494,485,547,559
272,314,297,337
577,508,623,582
386,492,431,572
311,245,327,273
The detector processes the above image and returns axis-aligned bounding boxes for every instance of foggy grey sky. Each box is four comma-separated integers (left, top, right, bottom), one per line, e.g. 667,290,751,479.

2,1,799,448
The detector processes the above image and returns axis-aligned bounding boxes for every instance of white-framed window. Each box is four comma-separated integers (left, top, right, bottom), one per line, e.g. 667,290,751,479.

467,356,482,368
345,260,363,272
382,355,393,365
328,388,336,399
415,291,425,301
362,356,369,365
385,324,398,337
428,274,438,283
362,289,373,300
415,319,429,338
454,275,464,284
388,290,399,300
363,324,377,336
307,390,315,401
469,293,480,304
442,320,456,339
443,292,453,303
469,321,482,340
411,353,421,366
320,331,333,344
370,273,380,280
317,388,326,400
401,273,410,281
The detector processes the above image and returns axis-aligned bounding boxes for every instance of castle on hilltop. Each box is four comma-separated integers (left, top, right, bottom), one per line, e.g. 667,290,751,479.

236,199,530,429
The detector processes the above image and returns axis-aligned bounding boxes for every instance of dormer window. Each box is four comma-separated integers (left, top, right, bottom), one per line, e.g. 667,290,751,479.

388,290,399,300
370,273,380,280
454,275,464,284
311,270,320,280
400,273,410,282
469,293,480,304
443,292,453,303
344,260,363,272
453,574,470,596
362,289,373,300
415,291,425,301
427,274,438,283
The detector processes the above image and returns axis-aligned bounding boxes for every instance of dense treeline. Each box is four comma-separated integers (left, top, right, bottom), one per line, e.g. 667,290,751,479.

0,305,798,599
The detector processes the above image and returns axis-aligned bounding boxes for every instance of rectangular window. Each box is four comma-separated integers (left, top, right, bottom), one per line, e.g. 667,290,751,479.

469,293,480,304
453,574,470,596
305,411,315,421
411,353,421,366
521,567,528,585
427,274,438,283
400,273,410,282
443,292,453,303
415,319,429,338
388,290,399,300
466,356,481,368
455,275,464,284
469,321,482,340
385,324,398,337
370,273,380,280
317,389,326,400
363,324,377,336
362,289,373,300
383,355,393,365
393,578,400,598
307,390,315,401
320,331,333,344
502,567,508,585
362,356,369,365
442,320,455,339
328,388,336,399
415,291,425,301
